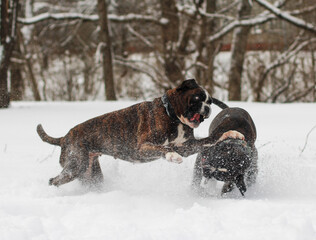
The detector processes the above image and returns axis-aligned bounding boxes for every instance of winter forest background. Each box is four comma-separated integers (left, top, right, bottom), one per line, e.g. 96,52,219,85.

0,0,316,107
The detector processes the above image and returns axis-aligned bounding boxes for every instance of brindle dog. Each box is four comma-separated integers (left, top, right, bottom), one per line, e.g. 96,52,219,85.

37,79,240,187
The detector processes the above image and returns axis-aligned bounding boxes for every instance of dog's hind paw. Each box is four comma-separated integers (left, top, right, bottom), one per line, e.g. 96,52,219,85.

49,178,55,186
49,177,60,187
166,152,183,164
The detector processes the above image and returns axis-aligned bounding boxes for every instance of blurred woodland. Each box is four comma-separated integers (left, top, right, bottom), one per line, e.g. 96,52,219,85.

1,0,316,107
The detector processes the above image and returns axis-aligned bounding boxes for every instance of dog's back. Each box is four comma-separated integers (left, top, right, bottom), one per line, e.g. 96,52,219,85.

209,107,256,146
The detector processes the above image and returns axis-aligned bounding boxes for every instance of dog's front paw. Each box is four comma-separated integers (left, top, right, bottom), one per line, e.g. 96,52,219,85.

166,152,183,164
218,130,245,142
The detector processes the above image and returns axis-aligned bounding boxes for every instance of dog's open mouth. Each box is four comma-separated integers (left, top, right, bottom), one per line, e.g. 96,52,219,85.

180,113,206,128
189,113,204,124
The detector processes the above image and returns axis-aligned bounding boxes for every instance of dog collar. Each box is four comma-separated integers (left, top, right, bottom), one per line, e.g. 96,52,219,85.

161,94,180,123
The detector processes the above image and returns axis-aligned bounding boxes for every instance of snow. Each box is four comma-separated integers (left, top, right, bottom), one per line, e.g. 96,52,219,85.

1,101,316,240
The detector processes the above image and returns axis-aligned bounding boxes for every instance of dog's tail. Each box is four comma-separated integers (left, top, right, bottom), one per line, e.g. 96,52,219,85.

36,124,62,146
212,97,229,109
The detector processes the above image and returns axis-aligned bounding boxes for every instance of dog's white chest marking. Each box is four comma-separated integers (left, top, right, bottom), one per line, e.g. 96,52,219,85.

163,124,187,147
171,124,187,147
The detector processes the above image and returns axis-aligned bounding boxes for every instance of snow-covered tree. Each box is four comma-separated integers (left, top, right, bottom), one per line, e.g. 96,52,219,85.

14,0,316,102
0,0,19,108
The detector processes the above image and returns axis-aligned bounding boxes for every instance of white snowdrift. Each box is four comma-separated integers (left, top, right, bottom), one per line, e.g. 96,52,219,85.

0,101,316,240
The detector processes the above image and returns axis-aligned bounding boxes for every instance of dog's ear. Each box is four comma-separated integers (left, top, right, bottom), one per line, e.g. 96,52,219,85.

177,79,199,92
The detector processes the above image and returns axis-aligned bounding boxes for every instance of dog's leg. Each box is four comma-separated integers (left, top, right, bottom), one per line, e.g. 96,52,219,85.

191,153,203,193
49,161,78,186
221,176,247,197
49,147,88,187
191,154,216,197
221,181,235,195
174,131,245,158
235,175,247,196
79,153,104,186
91,156,104,183
138,143,182,163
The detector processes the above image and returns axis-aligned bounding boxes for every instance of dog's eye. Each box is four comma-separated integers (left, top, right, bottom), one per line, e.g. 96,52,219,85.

192,95,200,102
190,96,200,106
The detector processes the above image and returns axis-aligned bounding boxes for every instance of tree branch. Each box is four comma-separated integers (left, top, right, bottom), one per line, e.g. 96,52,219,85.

208,0,316,43
265,38,316,76
18,12,167,26
208,13,276,43
255,37,316,101
126,24,154,49
114,57,171,89
253,0,316,34
177,4,235,21
300,124,316,156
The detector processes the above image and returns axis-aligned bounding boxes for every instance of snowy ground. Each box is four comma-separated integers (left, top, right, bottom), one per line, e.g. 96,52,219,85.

0,101,316,240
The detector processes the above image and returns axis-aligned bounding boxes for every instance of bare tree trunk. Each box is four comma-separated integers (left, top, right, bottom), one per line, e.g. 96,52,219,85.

160,0,183,84
228,0,252,101
97,0,117,100
83,56,94,98
63,55,73,101
10,61,24,101
26,55,41,101
0,0,18,108
17,28,41,101
10,27,24,101
311,47,316,101
196,0,218,94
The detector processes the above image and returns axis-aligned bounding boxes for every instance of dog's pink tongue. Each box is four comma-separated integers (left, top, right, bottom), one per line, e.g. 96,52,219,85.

190,113,200,122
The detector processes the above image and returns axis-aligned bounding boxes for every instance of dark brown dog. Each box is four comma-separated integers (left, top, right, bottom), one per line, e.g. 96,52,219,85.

192,107,258,196
37,79,237,187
